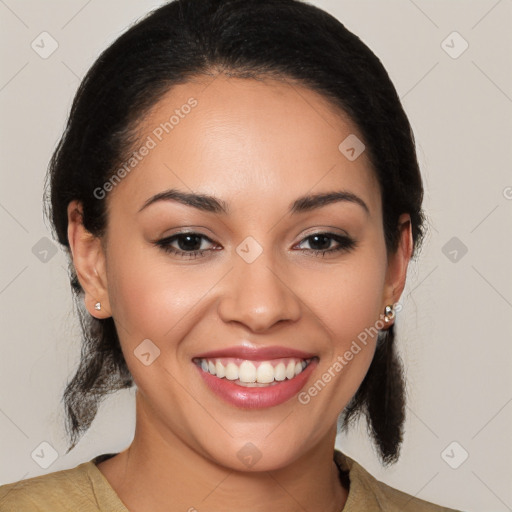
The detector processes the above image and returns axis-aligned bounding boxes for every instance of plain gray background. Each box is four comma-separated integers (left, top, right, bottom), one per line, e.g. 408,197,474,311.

1,1,511,511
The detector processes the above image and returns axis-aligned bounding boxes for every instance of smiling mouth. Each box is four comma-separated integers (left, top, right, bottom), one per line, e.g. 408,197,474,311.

192,357,318,387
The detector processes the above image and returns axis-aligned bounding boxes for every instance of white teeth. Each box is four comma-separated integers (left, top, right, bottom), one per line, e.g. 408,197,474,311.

196,357,312,384
225,362,239,381
215,360,225,378
256,362,275,384
274,362,286,381
239,361,257,383
285,361,295,379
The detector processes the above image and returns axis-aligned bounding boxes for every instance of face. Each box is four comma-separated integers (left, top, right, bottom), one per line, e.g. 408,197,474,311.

69,75,411,471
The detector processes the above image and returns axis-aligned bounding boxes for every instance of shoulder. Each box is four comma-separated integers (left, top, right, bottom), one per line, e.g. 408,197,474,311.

335,450,464,512
0,461,94,511
0,455,123,512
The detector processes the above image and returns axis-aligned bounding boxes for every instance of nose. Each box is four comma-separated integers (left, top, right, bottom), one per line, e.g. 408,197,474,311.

217,252,301,333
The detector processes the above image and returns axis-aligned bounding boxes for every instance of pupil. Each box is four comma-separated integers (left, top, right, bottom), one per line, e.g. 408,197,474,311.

310,235,330,250
178,235,201,251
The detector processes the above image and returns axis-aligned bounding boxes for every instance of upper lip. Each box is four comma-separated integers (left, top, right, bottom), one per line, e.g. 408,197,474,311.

193,345,316,361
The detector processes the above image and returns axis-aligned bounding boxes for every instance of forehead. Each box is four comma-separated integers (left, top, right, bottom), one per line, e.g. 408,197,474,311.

108,75,381,218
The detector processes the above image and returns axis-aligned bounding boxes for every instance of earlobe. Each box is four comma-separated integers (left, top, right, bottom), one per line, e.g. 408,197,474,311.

381,213,413,327
67,200,112,318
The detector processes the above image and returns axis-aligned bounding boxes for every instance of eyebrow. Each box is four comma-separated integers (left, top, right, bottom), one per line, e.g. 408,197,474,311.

138,188,369,215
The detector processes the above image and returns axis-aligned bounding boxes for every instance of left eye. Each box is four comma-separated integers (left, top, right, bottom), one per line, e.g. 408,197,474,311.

295,233,356,254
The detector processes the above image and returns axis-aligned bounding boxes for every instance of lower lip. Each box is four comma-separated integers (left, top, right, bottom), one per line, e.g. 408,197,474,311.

194,360,318,409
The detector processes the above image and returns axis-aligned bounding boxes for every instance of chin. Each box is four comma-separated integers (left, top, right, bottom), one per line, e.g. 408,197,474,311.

200,433,311,473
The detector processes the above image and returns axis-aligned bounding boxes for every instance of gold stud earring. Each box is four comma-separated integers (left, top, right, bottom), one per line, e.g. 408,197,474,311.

383,304,395,322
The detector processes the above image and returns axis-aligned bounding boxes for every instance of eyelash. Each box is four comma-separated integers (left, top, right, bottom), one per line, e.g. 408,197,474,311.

154,232,357,259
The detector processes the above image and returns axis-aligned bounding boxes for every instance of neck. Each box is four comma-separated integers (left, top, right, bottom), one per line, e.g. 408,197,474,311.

97,396,348,512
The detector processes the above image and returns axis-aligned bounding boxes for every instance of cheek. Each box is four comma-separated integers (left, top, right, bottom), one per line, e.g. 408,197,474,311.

105,240,212,346
307,249,387,346
105,245,220,400
299,242,387,403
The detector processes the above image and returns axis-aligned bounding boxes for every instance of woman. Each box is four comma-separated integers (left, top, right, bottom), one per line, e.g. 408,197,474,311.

0,0,464,510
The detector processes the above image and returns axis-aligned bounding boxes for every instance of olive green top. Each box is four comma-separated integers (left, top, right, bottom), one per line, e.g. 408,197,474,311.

0,450,463,511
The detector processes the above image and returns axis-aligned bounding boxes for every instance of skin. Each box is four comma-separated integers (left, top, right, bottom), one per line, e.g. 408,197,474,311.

67,75,413,512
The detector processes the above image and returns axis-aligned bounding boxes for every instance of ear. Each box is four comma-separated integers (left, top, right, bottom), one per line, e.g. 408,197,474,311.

380,213,413,327
67,200,111,318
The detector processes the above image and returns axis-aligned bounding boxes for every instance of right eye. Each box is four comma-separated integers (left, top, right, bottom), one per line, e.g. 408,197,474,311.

154,233,219,259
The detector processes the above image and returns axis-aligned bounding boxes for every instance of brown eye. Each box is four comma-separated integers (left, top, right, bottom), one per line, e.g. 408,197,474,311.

296,233,356,256
155,233,217,259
